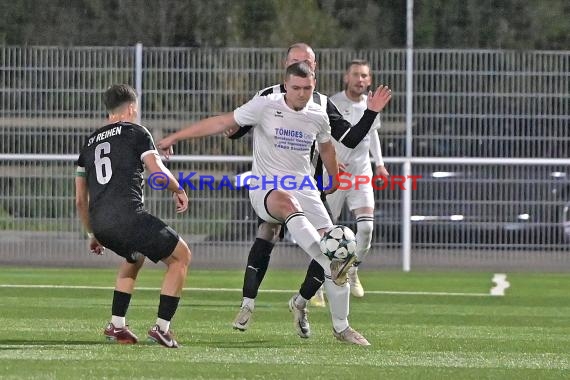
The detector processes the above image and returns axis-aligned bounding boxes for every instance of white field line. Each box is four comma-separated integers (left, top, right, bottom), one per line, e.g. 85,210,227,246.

0,284,492,297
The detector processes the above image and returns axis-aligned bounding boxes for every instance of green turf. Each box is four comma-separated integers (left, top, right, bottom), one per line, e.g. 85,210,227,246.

0,267,569,379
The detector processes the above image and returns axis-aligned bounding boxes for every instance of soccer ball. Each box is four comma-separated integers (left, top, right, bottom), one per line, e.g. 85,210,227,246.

320,225,357,261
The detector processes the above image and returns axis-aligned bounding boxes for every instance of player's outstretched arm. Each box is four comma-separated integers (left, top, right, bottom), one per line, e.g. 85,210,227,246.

144,154,189,213
158,113,239,158
330,85,392,149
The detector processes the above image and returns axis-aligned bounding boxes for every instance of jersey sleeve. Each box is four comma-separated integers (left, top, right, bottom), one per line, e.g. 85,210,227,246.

135,126,159,161
328,98,378,148
315,114,331,144
230,85,283,140
228,125,253,139
229,92,259,140
233,96,264,127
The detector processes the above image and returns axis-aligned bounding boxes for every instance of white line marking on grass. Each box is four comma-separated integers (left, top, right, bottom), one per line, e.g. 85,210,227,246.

0,284,492,297
490,273,510,296
365,290,490,297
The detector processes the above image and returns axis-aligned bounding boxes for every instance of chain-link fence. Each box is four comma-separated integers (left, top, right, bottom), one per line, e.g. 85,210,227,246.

1,46,569,270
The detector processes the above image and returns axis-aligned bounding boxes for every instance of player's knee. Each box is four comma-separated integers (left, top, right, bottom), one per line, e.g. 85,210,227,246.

183,247,192,266
269,190,301,215
182,246,192,267
173,239,192,267
285,197,302,213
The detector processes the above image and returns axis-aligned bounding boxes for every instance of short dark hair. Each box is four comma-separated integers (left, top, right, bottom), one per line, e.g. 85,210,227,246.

285,61,315,79
103,84,137,113
346,59,370,71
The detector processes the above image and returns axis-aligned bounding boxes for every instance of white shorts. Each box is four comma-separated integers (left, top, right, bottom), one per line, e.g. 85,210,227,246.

249,188,333,230
326,180,375,220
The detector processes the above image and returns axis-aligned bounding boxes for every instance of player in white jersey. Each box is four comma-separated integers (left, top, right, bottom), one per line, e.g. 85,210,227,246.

227,44,392,331
326,59,389,298
237,89,335,232
157,62,389,345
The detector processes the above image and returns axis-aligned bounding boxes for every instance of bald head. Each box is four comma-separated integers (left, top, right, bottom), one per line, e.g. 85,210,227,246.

285,42,317,71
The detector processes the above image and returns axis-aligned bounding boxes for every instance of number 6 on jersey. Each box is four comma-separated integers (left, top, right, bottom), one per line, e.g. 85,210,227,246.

95,142,112,184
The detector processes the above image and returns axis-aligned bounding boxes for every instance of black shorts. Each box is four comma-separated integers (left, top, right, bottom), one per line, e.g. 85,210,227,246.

92,211,180,264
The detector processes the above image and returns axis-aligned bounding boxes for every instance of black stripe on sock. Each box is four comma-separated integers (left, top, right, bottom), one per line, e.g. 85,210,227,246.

285,212,305,225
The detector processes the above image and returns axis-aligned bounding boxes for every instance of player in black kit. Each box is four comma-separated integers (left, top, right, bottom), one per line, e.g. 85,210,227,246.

75,84,191,348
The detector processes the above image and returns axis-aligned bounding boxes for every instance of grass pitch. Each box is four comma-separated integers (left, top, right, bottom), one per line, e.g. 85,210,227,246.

0,267,568,379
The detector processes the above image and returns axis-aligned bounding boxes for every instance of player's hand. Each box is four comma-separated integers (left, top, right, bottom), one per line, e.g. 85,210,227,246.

223,125,240,138
89,237,105,255
157,136,177,160
323,173,340,196
366,85,392,113
374,165,390,187
173,190,189,213
375,165,389,178
338,162,348,172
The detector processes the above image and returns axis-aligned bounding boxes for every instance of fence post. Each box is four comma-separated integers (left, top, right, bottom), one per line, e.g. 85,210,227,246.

403,0,414,272
135,42,143,124
402,161,412,272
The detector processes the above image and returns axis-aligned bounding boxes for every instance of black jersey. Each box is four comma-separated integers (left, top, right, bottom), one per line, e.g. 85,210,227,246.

76,122,157,219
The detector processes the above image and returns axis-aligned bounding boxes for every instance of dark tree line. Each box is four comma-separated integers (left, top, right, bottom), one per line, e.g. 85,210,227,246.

1,0,568,49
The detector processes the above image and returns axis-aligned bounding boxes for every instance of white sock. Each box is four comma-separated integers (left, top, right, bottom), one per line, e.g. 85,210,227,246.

156,317,170,333
324,278,350,333
355,214,374,262
111,315,125,328
294,293,308,309
241,297,255,310
285,212,331,276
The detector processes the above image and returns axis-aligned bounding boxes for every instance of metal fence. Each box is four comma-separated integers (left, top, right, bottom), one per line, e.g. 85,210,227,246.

1,46,569,270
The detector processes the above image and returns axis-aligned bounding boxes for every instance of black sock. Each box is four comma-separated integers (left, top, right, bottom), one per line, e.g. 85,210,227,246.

111,290,131,317
158,294,180,321
299,260,325,300
242,238,274,299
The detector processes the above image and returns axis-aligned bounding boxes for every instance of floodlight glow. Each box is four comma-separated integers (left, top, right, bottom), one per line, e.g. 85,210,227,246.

431,171,459,178
550,171,566,178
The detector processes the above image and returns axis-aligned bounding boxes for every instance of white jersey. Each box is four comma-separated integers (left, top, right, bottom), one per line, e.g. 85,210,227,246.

329,91,381,176
233,92,331,189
